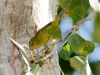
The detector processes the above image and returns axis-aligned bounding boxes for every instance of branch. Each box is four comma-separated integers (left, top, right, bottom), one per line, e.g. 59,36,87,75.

35,14,94,63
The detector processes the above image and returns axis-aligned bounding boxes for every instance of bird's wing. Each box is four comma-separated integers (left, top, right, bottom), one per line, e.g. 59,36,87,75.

35,22,52,36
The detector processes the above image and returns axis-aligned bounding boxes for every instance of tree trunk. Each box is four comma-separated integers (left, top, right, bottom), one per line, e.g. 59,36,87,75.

0,0,60,75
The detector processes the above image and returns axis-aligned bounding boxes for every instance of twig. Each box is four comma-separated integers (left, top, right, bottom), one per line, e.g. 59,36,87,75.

95,45,100,48
35,14,94,63
35,43,57,63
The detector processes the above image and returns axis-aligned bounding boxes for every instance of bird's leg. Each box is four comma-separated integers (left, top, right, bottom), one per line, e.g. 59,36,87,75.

35,49,40,61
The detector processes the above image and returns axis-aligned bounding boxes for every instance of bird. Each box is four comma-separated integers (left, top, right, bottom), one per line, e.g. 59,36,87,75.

29,9,65,50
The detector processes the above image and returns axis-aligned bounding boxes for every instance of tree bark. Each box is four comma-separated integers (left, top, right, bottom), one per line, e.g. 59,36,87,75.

0,0,60,75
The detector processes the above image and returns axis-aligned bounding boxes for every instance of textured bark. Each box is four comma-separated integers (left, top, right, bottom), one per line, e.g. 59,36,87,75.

0,0,60,75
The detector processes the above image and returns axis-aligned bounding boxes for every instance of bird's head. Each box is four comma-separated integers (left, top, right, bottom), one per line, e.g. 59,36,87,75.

29,36,40,50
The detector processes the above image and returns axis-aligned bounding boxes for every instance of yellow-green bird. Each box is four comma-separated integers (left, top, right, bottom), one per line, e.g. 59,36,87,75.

29,10,64,50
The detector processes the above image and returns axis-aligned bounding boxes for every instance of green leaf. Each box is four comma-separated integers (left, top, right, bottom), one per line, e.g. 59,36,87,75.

67,34,87,53
82,41,95,56
57,6,63,16
93,12,100,43
58,0,90,24
67,34,94,56
48,25,61,39
48,17,61,39
32,64,40,74
60,44,73,60
69,56,93,75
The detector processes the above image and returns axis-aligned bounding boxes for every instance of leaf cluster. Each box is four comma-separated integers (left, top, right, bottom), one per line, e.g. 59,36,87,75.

58,0,98,75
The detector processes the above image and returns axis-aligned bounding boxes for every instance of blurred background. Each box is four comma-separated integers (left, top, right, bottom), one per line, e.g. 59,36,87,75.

58,15,100,75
